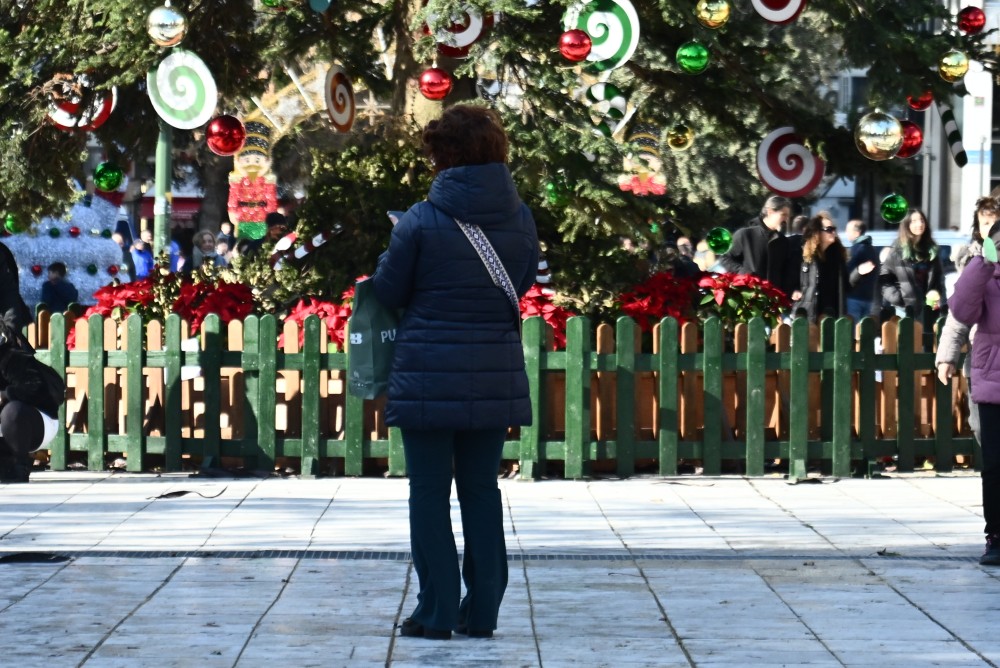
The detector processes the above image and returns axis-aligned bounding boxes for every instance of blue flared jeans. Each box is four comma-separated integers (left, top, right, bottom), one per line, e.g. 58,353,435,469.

401,427,508,632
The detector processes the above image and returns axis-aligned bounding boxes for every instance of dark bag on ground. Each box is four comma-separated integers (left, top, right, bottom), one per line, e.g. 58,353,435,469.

347,276,399,400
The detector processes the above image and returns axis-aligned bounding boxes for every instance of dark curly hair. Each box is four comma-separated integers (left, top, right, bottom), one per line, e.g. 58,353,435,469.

971,196,1000,243
422,105,508,173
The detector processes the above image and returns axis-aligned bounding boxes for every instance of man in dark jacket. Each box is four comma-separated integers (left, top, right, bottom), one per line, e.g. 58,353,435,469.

718,195,800,300
845,219,881,322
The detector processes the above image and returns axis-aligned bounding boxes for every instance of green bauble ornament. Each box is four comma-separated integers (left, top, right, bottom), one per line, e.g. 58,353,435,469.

4,213,27,234
49,228,61,238
545,179,569,207
676,41,710,75
101,229,113,239
880,194,908,224
93,161,124,192
706,227,732,254
86,264,98,276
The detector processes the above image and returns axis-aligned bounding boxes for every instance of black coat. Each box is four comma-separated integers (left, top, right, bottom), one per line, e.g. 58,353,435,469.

0,242,31,331
718,218,800,298
792,246,850,322
373,164,539,430
879,242,947,318
846,234,881,308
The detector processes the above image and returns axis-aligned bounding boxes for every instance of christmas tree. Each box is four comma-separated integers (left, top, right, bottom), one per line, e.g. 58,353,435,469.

0,1,994,318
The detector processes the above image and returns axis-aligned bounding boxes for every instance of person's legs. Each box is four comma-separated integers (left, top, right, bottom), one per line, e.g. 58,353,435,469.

978,403,1000,540
846,298,871,324
453,428,508,634
0,401,44,483
401,428,460,632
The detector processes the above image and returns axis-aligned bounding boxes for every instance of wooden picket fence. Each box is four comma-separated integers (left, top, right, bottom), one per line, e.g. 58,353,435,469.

25,311,975,479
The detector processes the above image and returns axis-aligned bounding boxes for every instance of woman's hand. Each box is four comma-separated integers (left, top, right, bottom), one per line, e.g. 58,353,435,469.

936,363,955,385
858,261,875,275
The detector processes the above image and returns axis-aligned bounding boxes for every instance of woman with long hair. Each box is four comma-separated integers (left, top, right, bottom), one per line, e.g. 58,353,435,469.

879,208,947,349
792,214,857,321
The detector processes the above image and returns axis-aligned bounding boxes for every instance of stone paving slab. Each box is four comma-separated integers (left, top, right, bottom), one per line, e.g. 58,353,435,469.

0,472,998,666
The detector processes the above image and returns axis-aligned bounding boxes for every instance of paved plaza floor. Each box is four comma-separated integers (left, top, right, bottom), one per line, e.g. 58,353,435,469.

0,471,997,667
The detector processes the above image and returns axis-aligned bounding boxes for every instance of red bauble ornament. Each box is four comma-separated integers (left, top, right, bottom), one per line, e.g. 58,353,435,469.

31,264,43,276
559,29,592,62
418,67,453,100
108,265,120,276
206,115,247,156
69,226,81,237
896,120,924,159
907,91,933,111
958,6,986,34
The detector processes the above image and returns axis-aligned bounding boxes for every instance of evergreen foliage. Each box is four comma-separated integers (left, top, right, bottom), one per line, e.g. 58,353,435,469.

0,0,995,319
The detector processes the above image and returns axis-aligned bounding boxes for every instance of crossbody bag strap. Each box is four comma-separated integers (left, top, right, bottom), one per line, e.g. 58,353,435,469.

454,218,520,316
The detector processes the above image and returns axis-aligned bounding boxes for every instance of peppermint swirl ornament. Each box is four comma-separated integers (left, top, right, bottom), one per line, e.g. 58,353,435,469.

425,5,495,59
563,0,640,72
325,65,356,133
147,49,218,130
756,127,825,197
750,0,807,24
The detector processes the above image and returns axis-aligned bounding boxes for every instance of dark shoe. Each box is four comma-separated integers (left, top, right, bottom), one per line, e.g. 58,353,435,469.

981,535,1000,566
0,456,30,483
455,624,493,638
399,618,451,640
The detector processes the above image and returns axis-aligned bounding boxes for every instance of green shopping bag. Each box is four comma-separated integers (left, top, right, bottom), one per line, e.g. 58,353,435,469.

347,276,399,399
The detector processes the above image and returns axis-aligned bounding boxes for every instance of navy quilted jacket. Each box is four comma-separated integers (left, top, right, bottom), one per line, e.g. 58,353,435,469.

372,163,538,429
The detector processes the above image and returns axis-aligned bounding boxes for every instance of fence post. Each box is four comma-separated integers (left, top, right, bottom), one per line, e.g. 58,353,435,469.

832,317,853,477
788,317,809,479
164,315,183,470
856,318,878,473
47,313,69,471
745,318,766,476
658,317,679,476
615,317,636,477
202,314,222,467
125,314,146,472
564,316,591,479
896,317,916,471
86,314,106,470
519,316,544,480
702,317,723,475
300,315,321,477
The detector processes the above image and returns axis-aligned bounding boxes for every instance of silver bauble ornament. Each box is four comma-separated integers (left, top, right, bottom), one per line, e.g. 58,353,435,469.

854,110,903,161
147,3,187,48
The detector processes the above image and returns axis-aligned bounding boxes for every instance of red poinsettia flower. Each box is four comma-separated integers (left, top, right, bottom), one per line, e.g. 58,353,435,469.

519,284,574,349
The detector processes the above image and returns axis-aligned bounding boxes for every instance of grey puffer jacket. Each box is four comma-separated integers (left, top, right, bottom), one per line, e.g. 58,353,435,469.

373,163,539,430
935,240,979,375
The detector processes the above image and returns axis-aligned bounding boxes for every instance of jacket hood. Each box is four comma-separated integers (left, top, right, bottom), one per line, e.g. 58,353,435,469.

854,234,872,245
427,163,523,228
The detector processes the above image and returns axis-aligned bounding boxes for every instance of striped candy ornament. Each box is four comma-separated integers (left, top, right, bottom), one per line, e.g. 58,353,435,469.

750,0,807,24
937,102,968,168
270,225,344,270
585,82,627,136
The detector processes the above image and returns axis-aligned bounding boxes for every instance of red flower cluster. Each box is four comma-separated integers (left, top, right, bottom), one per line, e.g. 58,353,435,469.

696,272,791,328
519,285,574,349
173,280,255,332
618,271,702,331
280,284,355,351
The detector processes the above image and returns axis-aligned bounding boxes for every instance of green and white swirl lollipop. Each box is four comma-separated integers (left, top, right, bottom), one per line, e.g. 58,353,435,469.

563,0,640,72
147,49,218,130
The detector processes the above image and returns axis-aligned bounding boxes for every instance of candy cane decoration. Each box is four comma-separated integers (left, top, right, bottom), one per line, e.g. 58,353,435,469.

325,65,356,133
271,225,344,270
585,83,627,136
750,0,807,24
425,5,495,58
563,0,640,72
936,102,968,168
47,74,117,131
756,127,825,198
147,49,218,130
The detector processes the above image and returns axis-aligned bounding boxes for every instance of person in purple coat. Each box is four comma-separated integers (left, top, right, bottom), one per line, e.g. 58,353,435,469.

949,247,1000,566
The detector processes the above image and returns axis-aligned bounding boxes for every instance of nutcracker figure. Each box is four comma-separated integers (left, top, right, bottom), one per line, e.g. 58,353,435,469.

227,121,279,240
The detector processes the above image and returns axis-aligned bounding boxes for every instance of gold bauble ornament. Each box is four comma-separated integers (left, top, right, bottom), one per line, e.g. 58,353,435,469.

147,3,187,47
938,49,970,83
854,110,903,161
666,124,695,151
695,0,731,29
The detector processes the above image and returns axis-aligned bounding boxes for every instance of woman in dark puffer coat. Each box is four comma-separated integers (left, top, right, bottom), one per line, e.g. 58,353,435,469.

374,105,539,640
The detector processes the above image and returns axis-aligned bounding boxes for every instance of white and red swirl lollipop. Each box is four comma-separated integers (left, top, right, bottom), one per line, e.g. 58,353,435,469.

425,5,495,58
756,127,825,198
47,74,117,131
147,49,218,130
750,0,807,24
325,65,356,133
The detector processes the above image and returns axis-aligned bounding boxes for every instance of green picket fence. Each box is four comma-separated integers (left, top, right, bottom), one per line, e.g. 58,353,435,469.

30,311,974,479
